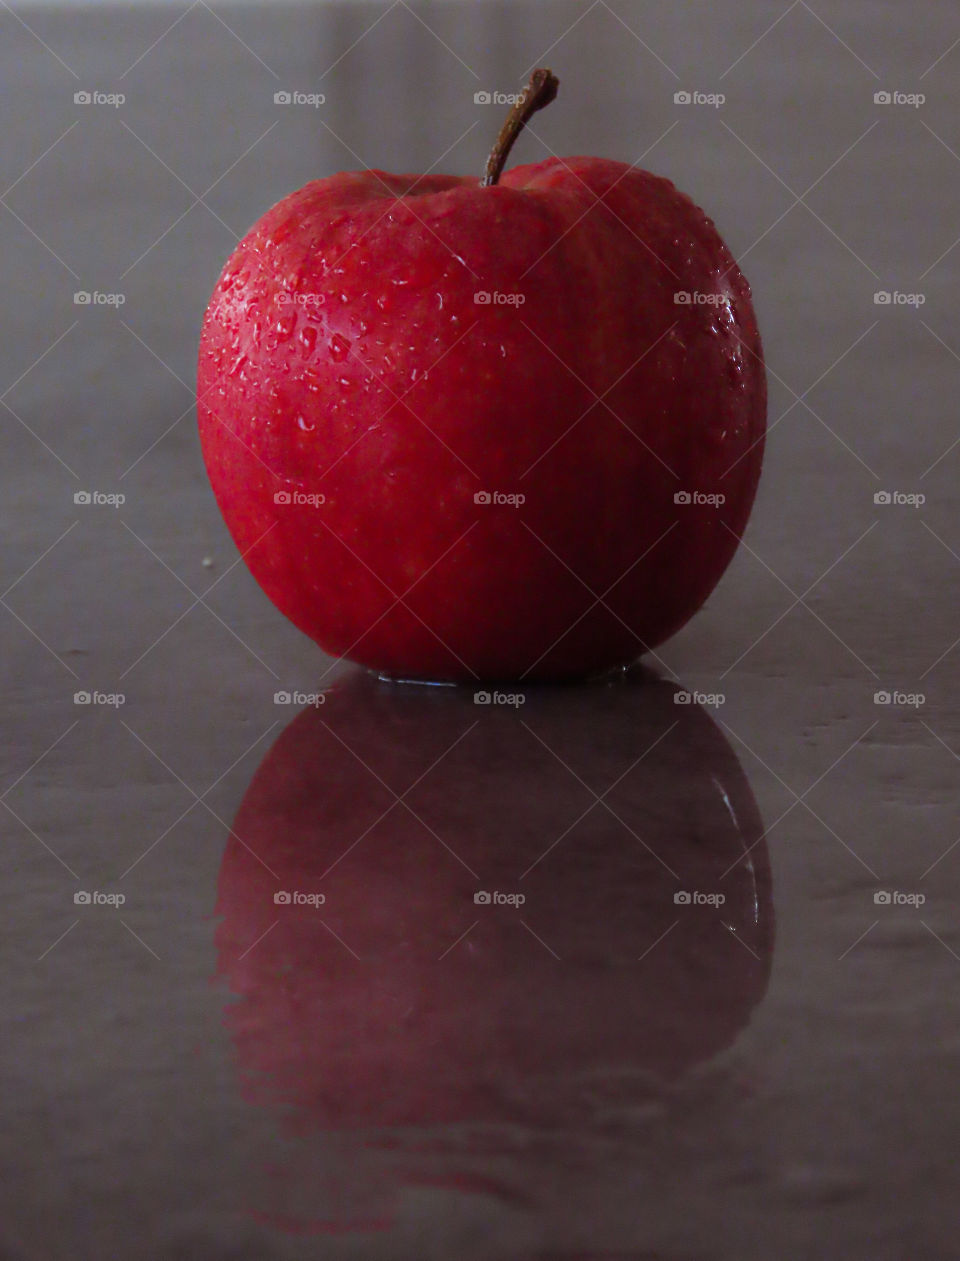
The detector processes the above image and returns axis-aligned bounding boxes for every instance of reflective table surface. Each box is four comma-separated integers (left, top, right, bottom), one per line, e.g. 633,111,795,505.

2,3,959,1257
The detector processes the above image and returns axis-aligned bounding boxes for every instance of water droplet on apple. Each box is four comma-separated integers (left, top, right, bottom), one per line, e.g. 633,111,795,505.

298,325,317,356
275,313,295,342
377,293,391,312
338,376,353,391
296,414,315,432
329,333,351,362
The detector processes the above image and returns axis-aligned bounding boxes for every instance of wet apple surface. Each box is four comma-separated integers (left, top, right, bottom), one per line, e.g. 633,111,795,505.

197,72,766,680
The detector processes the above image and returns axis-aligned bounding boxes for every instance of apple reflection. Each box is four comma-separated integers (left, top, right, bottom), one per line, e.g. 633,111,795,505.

215,667,773,1231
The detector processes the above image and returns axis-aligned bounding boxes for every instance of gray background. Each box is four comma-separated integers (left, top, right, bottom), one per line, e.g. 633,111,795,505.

1,2,959,1258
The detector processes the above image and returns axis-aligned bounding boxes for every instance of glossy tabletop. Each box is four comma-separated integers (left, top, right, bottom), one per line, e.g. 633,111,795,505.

1,3,958,1258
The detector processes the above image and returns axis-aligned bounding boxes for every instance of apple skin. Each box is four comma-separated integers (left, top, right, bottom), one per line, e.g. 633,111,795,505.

214,669,773,1231
197,157,766,680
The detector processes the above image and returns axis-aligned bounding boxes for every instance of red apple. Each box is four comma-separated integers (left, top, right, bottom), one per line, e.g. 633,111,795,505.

214,670,773,1231
197,70,766,681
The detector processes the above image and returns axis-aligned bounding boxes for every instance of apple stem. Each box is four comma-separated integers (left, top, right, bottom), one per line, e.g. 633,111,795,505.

481,68,559,187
